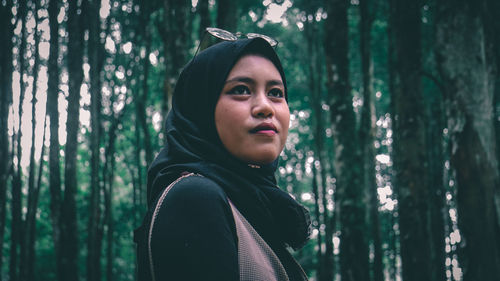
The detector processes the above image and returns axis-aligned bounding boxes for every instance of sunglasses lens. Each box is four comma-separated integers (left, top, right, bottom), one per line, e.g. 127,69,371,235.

206,27,238,41
246,33,278,47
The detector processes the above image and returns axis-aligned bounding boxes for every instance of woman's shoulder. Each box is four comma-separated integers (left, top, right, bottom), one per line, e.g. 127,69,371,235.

165,173,228,204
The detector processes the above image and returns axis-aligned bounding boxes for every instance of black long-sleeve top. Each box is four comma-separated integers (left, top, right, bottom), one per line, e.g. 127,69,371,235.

136,175,240,280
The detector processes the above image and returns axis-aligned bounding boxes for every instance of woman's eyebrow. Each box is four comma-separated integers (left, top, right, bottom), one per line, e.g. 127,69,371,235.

225,76,284,87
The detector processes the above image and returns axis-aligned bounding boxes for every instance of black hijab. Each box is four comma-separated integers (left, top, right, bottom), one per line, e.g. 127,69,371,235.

147,38,310,257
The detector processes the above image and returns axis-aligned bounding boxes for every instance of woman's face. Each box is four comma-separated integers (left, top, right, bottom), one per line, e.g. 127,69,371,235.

215,55,290,165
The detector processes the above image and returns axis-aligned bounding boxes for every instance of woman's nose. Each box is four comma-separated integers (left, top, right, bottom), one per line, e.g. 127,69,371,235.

251,92,274,118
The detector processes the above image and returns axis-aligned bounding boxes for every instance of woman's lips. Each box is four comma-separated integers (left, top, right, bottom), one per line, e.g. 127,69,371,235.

253,129,276,136
250,122,277,135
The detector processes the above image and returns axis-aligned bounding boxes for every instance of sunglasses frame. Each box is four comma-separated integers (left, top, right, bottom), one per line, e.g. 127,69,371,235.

193,27,279,59
205,27,278,47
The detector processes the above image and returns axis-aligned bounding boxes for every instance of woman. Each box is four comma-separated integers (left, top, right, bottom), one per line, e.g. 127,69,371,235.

135,32,311,281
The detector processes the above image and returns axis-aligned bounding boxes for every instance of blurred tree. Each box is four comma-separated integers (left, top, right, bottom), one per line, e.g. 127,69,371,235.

61,0,85,280
134,0,154,166
47,0,63,280
304,12,333,281
197,0,212,50
87,0,105,280
217,0,238,31
22,1,43,280
0,2,14,281
324,1,370,281
10,0,29,280
435,0,500,280
422,3,447,280
485,0,500,242
389,0,443,280
158,0,192,124
358,0,384,280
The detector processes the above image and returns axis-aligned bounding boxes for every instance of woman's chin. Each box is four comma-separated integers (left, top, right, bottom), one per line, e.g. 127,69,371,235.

241,151,280,166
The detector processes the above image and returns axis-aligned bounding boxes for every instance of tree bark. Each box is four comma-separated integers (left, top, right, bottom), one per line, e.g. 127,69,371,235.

62,0,84,280
11,1,29,279
390,0,438,280
304,18,333,281
0,2,15,280
87,0,104,280
484,0,500,252
103,108,125,281
217,0,238,31
197,0,211,51
358,1,384,281
435,0,500,280
425,60,447,281
158,0,191,129
23,1,42,280
324,1,370,280
47,0,63,280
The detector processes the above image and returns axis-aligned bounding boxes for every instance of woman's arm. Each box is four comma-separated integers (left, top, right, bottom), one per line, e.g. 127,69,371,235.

150,175,239,281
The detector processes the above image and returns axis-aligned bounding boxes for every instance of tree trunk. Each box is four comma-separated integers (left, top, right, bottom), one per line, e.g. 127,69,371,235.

304,18,333,281
358,0,384,280
87,0,104,280
484,0,500,252
103,97,127,281
217,0,238,31
311,163,324,279
0,2,15,280
62,0,84,280
197,0,211,51
425,63,447,281
133,0,154,167
11,1,29,279
435,0,500,280
104,114,122,281
158,0,191,132
324,1,370,281
23,1,42,280
47,0,63,280
389,0,439,280
26,118,46,281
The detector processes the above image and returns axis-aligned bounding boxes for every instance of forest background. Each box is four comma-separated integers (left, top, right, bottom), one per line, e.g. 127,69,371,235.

1,0,499,281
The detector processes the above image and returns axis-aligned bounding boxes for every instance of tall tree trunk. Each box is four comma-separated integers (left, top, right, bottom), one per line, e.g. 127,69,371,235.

138,30,152,167
62,0,84,280
158,0,191,131
47,0,63,280
305,18,332,281
197,0,211,51
104,162,115,281
435,0,500,280
217,0,238,31
11,1,29,279
23,1,42,279
134,0,153,167
311,163,324,279
103,109,124,281
485,0,500,250
0,2,15,280
324,1,370,281
386,3,400,279
425,64,447,281
87,0,104,280
29,117,47,281
358,1,384,281
390,0,437,280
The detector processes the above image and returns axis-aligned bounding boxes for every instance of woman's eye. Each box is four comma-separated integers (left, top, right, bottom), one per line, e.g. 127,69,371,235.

228,85,250,95
268,88,284,98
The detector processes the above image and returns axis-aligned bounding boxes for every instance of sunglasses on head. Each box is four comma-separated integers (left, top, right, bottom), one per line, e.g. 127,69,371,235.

193,27,279,58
